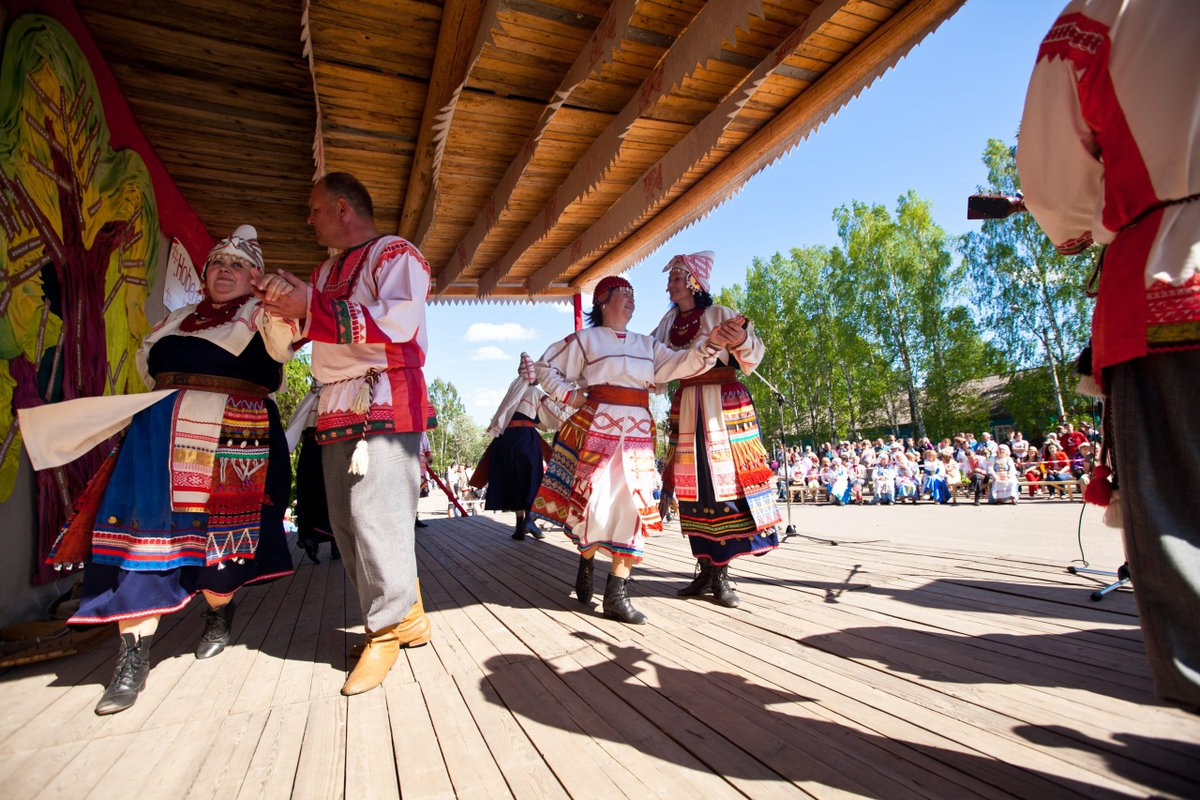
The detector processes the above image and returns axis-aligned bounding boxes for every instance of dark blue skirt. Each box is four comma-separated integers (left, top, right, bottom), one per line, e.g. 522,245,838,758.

484,414,544,513
70,397,294,624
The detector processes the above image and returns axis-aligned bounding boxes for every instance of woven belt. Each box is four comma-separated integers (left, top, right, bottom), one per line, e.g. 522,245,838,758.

506,419,538,429
587,384,649,409
679,366,740,388
154,371,270,397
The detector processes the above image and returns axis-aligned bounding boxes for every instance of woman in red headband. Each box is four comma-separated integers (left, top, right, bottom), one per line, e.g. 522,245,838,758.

529,275,742,623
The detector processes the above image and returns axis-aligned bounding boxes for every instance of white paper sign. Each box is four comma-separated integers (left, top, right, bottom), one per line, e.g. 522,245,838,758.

162,237,203,312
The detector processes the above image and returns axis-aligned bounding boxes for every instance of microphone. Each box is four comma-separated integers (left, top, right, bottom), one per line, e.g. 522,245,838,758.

967,194,1026,220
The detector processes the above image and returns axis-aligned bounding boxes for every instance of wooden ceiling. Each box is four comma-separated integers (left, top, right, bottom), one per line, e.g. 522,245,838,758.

69,0,966,301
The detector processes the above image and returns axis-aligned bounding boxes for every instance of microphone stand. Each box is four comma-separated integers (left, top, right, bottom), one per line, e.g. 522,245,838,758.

747,370,799,541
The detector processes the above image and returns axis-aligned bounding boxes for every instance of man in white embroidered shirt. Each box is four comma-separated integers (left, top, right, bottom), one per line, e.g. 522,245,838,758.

261,172,433,696
1018,0,1200,712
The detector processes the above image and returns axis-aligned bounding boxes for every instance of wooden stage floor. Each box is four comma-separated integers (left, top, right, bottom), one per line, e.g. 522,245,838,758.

0,509,1197,799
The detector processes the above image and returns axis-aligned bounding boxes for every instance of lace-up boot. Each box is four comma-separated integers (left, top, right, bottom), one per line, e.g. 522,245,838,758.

710,564,740,608
602,575,647,625
574,555,596,603
95,632,152,716
677,560,713,597
196,600,236,659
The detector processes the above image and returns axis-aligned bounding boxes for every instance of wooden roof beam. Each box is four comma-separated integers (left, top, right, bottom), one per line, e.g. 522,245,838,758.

472,0,769,297
564,0,967,291
525,0,852,294
431,0,640,295
399,0,489,245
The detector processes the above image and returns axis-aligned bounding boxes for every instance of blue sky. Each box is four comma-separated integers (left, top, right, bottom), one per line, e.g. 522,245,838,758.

425,0,1064,424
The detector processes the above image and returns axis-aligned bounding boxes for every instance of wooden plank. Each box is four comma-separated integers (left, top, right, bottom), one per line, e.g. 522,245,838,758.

345,684,401,799
749,602,1199,796
229,563,315,714
133,716,228,799
452,672,570,799
33,731,140,799
185,710,272,799
688,619,1112,799
483,659,648,798
292,696,347,800
272,557,331,707
0,740,88,800
88,723,187,800
310,558,349,700
410,672,511,797
384,680,456,798
236,702,310,800
550,647,746,799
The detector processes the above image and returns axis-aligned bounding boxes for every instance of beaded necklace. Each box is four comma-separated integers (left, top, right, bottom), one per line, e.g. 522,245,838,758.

669,306,705,347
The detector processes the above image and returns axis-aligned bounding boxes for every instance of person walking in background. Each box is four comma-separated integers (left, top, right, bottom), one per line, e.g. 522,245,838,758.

415,432,432,528
1018,0,1200,711
260,172,433,696
487,354,570,541
652,252,780,608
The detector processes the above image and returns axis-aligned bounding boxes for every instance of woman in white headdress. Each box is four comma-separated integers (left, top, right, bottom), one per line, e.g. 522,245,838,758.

19,226,301,716
652,252,781,608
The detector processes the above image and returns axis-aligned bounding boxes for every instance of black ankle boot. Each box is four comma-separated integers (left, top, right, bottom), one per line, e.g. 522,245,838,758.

677,560,713,597
95,632,152,716
511,516,526,540
575,555,596,603
196,600,236,659
710,564,740,608
602,574,647,625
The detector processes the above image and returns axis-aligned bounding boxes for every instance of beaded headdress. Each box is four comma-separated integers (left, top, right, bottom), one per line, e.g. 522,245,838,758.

663,250,714,293
592,274,633,306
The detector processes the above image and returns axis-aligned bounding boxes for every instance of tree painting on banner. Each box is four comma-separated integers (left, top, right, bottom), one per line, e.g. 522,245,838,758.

0,15,158,582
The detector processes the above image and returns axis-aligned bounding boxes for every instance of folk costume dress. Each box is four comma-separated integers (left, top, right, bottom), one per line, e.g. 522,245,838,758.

483,375,570,515
532,327,718,561
20,297,300,623
652,305,780,566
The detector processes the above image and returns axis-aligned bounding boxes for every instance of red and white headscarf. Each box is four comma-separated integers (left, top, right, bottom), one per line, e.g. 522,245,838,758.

204,224,264,278
663,251,714,293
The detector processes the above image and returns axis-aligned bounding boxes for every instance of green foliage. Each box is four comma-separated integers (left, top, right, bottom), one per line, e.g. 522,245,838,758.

276,353,313,427
959,138,1095,425
727,177,1055,445
275,353,313,503
426,377,488,470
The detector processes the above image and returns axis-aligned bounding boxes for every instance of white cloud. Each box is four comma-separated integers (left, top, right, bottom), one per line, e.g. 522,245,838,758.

550,302,574,314
470,346,511,361
464,322,538,342
471,387,504,411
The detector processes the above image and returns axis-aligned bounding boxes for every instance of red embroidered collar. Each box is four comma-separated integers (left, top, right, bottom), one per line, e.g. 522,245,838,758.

179,296,252,332
322,236,383,301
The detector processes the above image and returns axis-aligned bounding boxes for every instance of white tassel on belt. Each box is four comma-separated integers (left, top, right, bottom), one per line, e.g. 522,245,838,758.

348,370,381,476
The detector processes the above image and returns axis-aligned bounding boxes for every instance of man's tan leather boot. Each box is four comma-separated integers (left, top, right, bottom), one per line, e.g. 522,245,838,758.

341,592,432,695
349,581,428,659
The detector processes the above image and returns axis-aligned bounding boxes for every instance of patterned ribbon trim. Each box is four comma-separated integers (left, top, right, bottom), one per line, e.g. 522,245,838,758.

154,371,270,397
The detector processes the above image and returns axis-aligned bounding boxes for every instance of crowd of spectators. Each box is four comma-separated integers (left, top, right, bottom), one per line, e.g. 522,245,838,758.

769,422,1100,507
